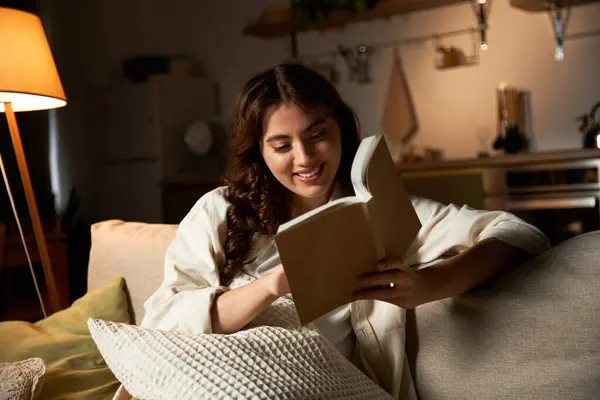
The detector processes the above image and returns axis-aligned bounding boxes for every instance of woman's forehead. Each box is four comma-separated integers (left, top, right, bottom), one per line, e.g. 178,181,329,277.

262,103,329,134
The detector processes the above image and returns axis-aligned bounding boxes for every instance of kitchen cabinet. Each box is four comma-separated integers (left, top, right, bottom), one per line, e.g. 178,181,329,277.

398,149,600,245
398,149,600,210
90,76,219,223
401,170,486,210
160,178,221,224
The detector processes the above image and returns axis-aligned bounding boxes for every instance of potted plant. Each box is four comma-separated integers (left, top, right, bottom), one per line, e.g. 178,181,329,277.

292,0,383,24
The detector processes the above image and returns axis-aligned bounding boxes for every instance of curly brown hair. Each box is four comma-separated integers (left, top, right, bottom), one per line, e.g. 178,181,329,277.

221,63,360,285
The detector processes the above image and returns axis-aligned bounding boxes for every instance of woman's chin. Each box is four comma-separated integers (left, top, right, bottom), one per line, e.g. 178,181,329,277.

293,183,333,201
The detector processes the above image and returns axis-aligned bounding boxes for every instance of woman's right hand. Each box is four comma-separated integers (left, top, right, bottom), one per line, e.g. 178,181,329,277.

268,264,291,297
212,263,290,334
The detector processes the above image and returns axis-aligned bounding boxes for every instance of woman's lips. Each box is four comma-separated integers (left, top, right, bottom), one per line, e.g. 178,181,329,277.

294,163,324,183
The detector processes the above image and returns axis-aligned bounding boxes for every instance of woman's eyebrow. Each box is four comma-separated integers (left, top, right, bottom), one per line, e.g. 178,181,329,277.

302,118,327,133
265,134,290,143
265,119,327,143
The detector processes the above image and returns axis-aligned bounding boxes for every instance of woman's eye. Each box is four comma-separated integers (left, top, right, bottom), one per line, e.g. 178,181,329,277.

311,130,327,140
273,144,290,153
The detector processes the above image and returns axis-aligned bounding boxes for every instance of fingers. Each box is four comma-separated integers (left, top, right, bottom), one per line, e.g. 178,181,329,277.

357,269,406,289
354,258,421,308
377,258,396,271
377,258,416,277
356,259,416,290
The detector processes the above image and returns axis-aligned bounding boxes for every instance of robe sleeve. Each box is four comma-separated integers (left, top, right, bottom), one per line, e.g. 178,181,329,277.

140,188,231,334
406,196,550,265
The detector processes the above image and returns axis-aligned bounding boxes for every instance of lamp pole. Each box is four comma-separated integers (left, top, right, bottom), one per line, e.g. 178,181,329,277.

4,101,61,315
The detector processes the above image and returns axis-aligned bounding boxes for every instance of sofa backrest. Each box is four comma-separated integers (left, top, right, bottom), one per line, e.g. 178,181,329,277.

88,220,177,325
407,231,600,399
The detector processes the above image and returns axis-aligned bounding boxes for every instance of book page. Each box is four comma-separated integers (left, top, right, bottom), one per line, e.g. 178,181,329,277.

350,134,378,200
366,135,421,260
277,197,363,234
275,201,377,325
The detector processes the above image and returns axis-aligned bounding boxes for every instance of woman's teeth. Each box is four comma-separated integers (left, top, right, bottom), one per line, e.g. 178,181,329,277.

297,167,320,178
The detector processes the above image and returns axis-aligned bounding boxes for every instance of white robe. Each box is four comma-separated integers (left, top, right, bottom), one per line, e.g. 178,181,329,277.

140,186,549,398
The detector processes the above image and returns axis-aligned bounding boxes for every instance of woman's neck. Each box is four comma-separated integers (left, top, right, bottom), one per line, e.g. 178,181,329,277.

288,186,336,219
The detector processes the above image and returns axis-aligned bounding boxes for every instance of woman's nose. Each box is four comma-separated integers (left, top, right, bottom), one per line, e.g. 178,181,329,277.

295,142,316,164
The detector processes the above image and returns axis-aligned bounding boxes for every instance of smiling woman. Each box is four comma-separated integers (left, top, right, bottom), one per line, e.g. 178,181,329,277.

222,63,360,286
260,105,341,217
139,63,550,400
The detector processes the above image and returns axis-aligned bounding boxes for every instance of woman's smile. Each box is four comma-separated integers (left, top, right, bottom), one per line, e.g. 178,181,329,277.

294,162,325,183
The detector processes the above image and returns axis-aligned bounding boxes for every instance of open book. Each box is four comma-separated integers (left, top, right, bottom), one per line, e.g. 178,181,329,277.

275,134,421,326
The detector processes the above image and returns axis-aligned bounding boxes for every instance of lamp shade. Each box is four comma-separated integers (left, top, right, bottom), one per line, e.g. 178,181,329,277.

0,7,66,112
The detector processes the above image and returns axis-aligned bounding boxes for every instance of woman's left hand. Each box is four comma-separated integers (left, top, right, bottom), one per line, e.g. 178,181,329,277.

353,258,434,309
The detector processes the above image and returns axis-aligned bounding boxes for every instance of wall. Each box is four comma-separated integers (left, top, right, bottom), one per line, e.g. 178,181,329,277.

43,0,600,218
40,0,99,216
193,0,600,159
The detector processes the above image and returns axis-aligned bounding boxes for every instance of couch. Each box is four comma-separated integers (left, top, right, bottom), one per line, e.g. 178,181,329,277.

3,219,600,399
91,219,600,399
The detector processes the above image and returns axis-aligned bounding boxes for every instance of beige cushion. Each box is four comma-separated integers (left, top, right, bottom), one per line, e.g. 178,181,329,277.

88,220,177,324
408,231,600,399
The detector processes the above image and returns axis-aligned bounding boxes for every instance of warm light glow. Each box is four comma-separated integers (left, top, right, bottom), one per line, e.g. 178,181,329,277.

0,7,66,112
595,133,600,149
481,43,488,51
49,109,63,212
478,0,487,3
0,92,65,112
554,48,564,61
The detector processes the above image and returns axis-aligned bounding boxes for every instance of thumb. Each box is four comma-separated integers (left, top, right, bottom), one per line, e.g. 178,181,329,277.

394,259,417,277
377,258,416,275
377,258,403,271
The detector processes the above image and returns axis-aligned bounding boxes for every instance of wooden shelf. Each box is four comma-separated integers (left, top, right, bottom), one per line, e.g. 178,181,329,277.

397,148,600,172
243,0,472,38
510,0,599,12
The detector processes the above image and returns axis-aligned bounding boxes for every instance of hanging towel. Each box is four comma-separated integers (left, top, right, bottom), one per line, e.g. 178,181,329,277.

379,52,418,164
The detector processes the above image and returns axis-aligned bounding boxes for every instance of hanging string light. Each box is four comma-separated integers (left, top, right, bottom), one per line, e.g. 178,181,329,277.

548,3,571,61
472,0,492,50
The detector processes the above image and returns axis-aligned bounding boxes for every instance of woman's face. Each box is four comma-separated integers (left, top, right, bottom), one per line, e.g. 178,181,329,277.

260,102,342,213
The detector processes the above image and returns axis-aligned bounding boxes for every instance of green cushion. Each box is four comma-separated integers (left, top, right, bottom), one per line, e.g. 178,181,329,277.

0,277,130,400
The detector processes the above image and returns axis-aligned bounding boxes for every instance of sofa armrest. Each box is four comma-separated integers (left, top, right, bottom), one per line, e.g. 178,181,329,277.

408,231,600,399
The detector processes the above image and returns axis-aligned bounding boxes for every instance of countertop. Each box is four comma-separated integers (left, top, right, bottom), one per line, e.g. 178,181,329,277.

159,149,600,185
397,148,600,172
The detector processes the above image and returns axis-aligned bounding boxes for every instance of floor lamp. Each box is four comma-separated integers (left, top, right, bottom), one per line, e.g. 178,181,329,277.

0,7,67,317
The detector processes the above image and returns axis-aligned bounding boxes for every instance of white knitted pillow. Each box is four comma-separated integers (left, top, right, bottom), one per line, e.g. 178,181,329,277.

0,358,46,400
88,319,392,400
